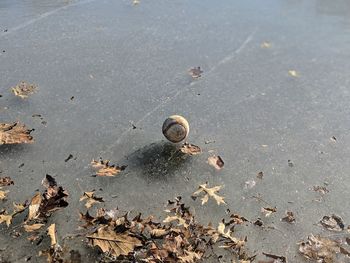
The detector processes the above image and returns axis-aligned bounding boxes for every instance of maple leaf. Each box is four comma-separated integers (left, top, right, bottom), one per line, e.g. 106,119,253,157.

0,122,34,145
91,159,127,177
87,225,142,257
192,183,226,205
11,81,37,98
80,191,104,209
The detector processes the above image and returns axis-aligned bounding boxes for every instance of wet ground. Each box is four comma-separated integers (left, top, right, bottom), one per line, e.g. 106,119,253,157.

1,0,350,262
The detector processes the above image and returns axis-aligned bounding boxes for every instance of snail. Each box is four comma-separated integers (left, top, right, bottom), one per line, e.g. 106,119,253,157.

162,115,189,143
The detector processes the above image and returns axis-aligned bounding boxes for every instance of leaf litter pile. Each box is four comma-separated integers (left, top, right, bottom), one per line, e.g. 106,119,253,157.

1,75,350,263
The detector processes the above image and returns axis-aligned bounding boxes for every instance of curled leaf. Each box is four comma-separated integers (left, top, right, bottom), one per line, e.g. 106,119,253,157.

320,214,344,232
207,155,224,170
179,142,202,155
0,177,14,186
188,67,203,79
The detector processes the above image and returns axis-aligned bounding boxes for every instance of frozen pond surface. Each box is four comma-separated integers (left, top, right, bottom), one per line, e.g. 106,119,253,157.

1,0,350,262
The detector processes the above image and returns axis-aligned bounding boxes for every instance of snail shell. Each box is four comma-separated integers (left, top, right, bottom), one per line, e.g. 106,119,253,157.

162,115,189,143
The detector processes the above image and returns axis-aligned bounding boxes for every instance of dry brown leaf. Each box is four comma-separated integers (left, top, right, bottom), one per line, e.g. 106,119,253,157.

261,207,277,217
179,142,202,155
257,172,264,179
91,159,126,177
47,224,57,246
0,214,12,227
262,252,287,263
150,228,168,238
11,81,37,98
13,202,26,213
299,234,340,262
87,225,142,257
163,215,188,228
24,223,45,232
281,211,295,224
207,155,224,170
192,183,226,205
188,67,203,79
178,250,202,262
80,191,104,209
313,185,329,195
27,192,42,221
0,122,34,145
320,214,344,232
0,177,14,186
0,188,9,200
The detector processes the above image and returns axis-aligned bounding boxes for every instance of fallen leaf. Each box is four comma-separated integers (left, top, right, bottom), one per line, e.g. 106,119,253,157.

261,207,277,217
179,142,202,155
24,223,45,232
188,67,203,79
207,155,224,170
281,211,295,224
262,252,287,263
163,215,187,228
257,172,264,179
192,183,226,205
313,185,329,195
150,228,168,238
288,70,298,77
87,225,142,257
0,213,12,227
320,214,344,232
91,159,127,177
27,192,42,221
0,122,34,145
80,191,104,209
229,214,249,225
47,224,57,246
298,234,341,262
11,81,37,98
0,177,14,186
178,250,202,262
261,42,271,48
0,188,9,200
